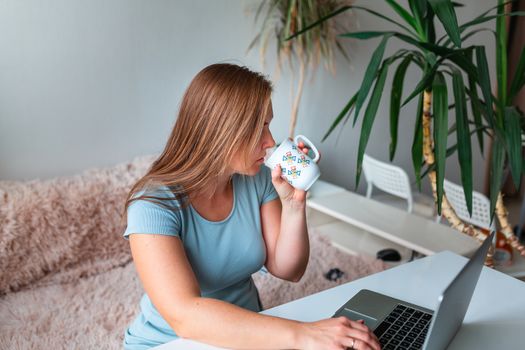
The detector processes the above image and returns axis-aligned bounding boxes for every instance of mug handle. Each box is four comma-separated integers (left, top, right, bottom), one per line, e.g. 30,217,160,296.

294,135,320,163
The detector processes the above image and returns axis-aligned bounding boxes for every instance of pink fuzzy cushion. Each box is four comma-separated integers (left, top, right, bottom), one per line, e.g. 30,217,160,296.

0,155,156,294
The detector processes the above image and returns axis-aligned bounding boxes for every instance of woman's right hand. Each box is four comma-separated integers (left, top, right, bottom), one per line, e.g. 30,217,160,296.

297,316,381,350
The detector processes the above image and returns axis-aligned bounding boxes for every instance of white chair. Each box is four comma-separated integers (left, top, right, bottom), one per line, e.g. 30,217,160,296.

362,154,436,262
362,154,435,218
436,179,495,231
306,163,413,261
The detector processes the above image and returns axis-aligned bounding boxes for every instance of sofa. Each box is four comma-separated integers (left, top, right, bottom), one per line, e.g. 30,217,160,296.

0,155,385,349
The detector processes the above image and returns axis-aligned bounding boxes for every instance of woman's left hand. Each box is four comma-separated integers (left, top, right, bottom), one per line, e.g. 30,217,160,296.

270,142,320,207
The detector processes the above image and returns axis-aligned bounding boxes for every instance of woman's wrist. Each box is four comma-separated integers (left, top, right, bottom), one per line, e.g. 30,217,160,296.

281,198,306,212
291,321,309,349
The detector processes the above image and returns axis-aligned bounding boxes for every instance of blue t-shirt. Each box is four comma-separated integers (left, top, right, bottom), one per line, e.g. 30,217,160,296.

123,167,279,349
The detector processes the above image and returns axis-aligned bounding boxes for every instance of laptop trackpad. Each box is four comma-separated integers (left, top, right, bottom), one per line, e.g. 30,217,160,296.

337,309,378,329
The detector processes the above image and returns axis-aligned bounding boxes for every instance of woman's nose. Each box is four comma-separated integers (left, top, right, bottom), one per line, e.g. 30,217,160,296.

265,133,276,149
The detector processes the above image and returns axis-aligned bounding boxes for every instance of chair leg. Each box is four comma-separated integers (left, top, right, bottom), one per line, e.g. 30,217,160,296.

408,250,424,262
366,183,373,199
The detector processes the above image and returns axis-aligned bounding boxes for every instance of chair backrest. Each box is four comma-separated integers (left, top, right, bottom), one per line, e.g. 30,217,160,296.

437,179,495,231
362,154,413,212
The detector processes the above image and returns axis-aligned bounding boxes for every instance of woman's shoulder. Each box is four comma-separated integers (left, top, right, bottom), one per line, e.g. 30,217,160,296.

235,166,277,204
129,184,186,212
125,184,185,238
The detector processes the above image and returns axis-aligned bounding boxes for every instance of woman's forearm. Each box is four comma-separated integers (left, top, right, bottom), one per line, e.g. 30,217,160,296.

171,297,304,349
271,202,309,281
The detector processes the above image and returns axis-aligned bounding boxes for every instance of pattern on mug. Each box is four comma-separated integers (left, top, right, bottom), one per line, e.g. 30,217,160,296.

298,155,311,168
287,166,301,179
282,151,296,165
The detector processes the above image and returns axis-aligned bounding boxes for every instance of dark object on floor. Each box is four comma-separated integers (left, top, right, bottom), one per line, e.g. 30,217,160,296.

325,268,345,281
376,248,401,262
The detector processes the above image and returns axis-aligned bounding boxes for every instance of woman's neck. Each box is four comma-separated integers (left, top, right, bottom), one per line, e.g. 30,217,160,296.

191,173,233,201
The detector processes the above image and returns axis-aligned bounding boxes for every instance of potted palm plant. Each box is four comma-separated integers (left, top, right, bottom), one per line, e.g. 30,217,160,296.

248,0,354,138
290,0,525,260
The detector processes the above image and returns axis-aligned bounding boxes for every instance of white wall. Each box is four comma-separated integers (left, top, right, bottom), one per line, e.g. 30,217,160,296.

0,0,496,195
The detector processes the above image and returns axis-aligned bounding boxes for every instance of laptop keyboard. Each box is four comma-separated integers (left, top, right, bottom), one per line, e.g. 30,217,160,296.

373,304,432,350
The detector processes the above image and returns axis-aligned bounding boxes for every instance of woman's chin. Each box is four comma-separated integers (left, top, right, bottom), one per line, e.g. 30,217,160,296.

244,164,262,176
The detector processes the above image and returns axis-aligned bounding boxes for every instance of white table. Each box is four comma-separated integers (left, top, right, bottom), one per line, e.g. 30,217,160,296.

154,251,525,349
306,191,479,257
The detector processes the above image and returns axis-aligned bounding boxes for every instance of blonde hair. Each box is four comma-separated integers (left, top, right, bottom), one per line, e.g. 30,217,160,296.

124,63,273,213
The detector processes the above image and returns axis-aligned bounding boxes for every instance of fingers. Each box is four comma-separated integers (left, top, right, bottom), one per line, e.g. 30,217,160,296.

345,331,380,350
347,319,369,332
297,141,309,155
270,164,308,204
270,165,295,201
338,317,367,331
337,317,380,350
271,164,283,183
297,141,321,162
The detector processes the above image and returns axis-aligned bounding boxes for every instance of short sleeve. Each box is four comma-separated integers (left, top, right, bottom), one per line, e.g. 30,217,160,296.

124,199,181,239
257,166,279,205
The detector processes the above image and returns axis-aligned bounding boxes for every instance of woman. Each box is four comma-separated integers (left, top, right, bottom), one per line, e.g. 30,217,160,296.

123,63,380,350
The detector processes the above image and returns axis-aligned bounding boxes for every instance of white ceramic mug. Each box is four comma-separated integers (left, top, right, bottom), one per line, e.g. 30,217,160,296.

264,134,321,191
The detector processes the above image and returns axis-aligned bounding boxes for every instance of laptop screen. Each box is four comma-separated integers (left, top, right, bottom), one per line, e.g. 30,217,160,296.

423,231,494,350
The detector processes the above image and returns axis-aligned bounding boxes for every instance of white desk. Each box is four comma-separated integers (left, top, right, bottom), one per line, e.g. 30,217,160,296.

306,188,525,278
307,191,479,257
154,251,525,349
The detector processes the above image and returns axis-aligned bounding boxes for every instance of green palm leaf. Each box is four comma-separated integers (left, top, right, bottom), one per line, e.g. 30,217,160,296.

402,62,440,106
348,6,417,36
464,85,494,129
286,5,416,41
452,68,473,216
444,48,478,78
420,124,491,180
475,46,496,126
428,0,461,47
468,75,485,153
354,34,391,126
385,0,419,34
433,72,448,215
408,0,427,39
504,107,523,188
390,55,412,161
356,62,390,188
437,1,514,45
342,30,476,76
339,31,392,40
489,138,505,220
412,93,424,190
424,5,436,44
496,0,507,107
458,11,525,33
509,45,525,100
322,91,358,142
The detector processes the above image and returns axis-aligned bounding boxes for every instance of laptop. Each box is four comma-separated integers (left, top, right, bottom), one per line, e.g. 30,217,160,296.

333,231,494,350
